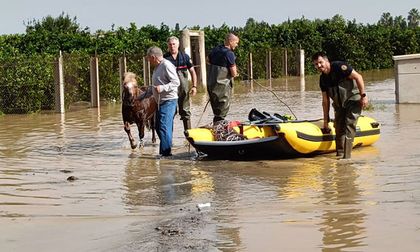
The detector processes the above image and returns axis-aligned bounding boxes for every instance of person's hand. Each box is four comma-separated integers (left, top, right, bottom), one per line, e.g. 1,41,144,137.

321,126,331,134
360,95,368,109
190,86,197,96
154,85,162,93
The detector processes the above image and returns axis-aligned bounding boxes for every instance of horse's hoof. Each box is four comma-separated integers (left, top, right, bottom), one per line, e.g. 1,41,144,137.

139,142,145,148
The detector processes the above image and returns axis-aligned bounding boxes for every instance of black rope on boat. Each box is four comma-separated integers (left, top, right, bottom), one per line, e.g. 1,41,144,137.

237,68,298,120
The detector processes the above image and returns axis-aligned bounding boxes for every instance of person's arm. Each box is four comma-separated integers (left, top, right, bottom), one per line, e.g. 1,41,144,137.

229,65,238,78
322,91,330,130
349,70,368,108
188,67,198,96
226,50,239,78
155,64,180,93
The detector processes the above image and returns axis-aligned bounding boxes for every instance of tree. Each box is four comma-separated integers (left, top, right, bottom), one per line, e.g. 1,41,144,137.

25,12,88,34
22,12,91,54
393,15,407,29
408,8,420,28
378,12,393,26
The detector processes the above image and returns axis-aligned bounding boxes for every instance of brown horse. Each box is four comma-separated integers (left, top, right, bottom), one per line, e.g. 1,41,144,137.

122,83,158,149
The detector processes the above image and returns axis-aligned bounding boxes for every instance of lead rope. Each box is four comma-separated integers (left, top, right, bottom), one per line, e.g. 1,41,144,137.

157,91,160,111
195,99,210,128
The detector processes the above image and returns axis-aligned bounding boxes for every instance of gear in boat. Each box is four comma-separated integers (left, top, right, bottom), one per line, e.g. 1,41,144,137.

184,108,380,160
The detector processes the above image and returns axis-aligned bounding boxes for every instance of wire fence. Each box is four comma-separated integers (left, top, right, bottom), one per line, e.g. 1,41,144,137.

0,54,55,114
0,48,302,114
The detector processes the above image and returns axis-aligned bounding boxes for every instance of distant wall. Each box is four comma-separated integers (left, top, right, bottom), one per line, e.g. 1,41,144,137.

393,53,420,103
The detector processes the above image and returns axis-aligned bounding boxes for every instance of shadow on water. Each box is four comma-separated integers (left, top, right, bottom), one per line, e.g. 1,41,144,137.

1,70,420,251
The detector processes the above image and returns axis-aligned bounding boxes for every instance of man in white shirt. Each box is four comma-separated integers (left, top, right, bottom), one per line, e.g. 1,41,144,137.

147,46,180,157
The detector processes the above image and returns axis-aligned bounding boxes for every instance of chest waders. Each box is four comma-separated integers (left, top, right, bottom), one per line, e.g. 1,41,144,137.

207,65,233,123
177,69,192,131
327,79,362,158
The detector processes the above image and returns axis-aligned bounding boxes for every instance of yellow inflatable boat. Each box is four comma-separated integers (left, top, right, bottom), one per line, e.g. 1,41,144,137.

184,112,380,160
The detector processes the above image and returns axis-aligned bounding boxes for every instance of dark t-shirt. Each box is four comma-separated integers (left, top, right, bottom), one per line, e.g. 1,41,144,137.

163,51,193,71
208,45,236,68
319,61,353,92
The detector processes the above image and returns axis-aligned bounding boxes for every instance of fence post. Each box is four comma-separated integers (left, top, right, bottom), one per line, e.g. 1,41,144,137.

90,56,100,108
143,56,151,86
283,48,288,76
119,56,127,100
248,52,253,82
54,51,65,113
297,49,305,77
198,30,207,89
266,50,272,80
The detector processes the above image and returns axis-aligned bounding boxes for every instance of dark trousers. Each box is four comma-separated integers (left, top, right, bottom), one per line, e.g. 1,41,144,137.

207,80,232,123
177,72,191,121
334,101,362,154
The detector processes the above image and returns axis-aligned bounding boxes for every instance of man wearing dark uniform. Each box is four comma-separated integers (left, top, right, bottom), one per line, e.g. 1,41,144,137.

312,52,369,159
164,36,198,131
207,33,239,123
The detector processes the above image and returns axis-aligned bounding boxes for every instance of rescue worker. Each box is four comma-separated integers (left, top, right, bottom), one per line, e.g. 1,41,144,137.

312,52,369,159
164,36,198,131
207,33,240,123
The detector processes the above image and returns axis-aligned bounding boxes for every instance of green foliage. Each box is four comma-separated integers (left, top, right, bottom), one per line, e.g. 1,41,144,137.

0,9,419,114
62,52,91,105
0,54,54,113
408,8,420,28
126,53,147,86
21,12,91,54
98,54,120,101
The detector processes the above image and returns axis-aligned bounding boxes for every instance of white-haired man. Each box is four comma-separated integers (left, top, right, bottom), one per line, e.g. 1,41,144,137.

164,36,198,131
147,46,180,157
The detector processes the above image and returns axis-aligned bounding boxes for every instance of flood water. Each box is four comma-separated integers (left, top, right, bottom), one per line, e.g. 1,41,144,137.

1,69,420,251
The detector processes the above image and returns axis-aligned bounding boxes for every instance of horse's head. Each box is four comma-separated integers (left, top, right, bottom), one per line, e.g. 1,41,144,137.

122,81,140,106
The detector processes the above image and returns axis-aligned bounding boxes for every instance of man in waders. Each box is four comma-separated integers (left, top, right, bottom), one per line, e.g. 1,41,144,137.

312,52,369,159
207,33,239,123
164,36,198,132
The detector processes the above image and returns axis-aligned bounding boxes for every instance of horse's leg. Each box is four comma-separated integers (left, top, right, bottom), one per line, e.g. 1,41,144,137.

124,122,137,149
137,122,145,148
151,114,156,144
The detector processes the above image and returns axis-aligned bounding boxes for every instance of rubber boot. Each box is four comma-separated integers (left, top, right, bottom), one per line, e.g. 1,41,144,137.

182,119,191,131
182,119,192,149
336,135,345,156
343,136,353,159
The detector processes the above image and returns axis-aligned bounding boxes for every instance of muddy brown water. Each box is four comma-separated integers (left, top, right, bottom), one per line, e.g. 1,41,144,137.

1,69,420,251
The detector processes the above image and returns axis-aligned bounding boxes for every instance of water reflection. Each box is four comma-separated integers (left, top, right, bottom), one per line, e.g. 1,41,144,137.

300,76,306,92
123,156,200,208
123,153,161,208
395,104,420,123
319,162,366,251
190,168,214,196
281,160,323,199
2,70,420,251
246,75,307,93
